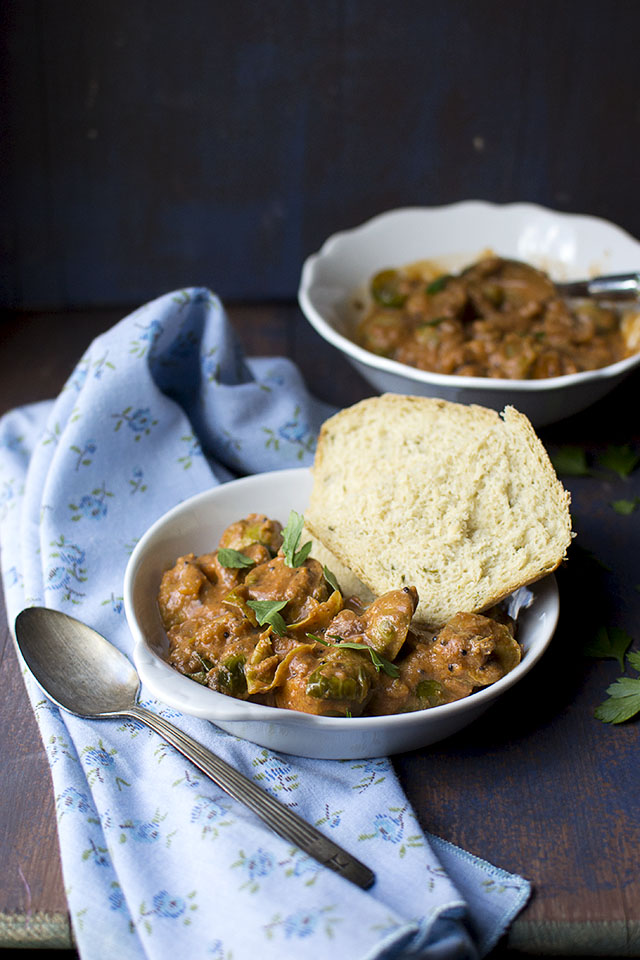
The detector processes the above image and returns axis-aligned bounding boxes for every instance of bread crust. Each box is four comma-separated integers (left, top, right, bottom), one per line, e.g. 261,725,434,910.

306,394,572,627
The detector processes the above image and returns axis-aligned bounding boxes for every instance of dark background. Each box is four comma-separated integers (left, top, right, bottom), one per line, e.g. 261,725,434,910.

2,5,640,954
2,0,640,311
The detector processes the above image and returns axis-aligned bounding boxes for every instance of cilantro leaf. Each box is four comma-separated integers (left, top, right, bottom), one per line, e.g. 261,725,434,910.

281,510,312,567
597,444,640,479
323,565,341,594
594,676,640,724
246,599,288,636
549,446,590,476
584,626,632,670
306,632,400,678
611,498,640,516
217,547,256,569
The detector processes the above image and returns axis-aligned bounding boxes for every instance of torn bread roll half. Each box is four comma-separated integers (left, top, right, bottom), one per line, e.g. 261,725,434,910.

305,394,572,628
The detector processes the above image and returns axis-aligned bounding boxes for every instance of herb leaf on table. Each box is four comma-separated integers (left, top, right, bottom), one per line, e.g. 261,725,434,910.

610,497,640,516
584,626,633,670
594,674,640,724
549,446,591,476
591,641,640,725
597,444,640,479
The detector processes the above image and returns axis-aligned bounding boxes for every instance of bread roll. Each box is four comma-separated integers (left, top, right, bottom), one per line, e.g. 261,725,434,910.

305,394,572,627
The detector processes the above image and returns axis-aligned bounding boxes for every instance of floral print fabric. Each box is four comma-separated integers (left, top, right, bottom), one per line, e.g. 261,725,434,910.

0,289,530,959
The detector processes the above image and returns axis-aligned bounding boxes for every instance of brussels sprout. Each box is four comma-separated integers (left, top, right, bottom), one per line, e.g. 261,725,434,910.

481,282,505,307
306,650,373,704
287,590,343,637
222,587,259,626
371,269,407,308
188,650,215,684
218,514,283,555
416,678,446,707
362,587,417,659
217,654,247,697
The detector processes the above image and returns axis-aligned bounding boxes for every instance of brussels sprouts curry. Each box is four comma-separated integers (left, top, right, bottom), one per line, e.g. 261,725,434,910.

357,255,640,379
157,511,522,717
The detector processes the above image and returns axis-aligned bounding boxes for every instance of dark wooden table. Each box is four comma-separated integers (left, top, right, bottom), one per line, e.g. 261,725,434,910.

2,304,639,956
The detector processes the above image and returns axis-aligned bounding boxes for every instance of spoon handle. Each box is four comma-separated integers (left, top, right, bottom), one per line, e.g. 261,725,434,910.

556,271,640,300
125,704,375,890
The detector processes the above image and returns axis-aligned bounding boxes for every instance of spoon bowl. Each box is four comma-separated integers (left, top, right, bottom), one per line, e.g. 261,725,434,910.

16,606,140,717
14,605,374,889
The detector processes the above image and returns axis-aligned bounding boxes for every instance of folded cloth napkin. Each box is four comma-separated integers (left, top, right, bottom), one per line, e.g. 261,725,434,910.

0,289,530,960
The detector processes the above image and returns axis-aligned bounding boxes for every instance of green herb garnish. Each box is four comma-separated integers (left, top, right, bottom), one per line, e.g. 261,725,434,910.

611,498,640,516
417,317,445,328
628,651,640,672
246,599,288,636
307,632,400,678
217,547,256,569
281,510,312,568
426,275,450,294
584,626,632,670
549,446,590,476
594,669,640,724
588,630,640,725
597,444,640,479
323,565,340,593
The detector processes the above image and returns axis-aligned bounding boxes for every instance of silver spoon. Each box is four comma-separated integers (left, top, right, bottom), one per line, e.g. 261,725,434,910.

14,605,375,890
555,271,640,301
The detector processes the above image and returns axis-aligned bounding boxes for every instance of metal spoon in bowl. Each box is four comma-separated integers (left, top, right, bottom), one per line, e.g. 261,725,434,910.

555,272,640,301
14,606,375,890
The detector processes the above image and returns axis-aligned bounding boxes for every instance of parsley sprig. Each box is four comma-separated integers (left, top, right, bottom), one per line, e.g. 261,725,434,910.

307,632,400,678
594,650,640,724
584,625,632,670
610,497,640,516
217,547,256,569
585,626,640,724
282,510,312,568
549,446,591,477
323,565,340,593
246,599,288,636
550,443,639,482
597,444,640,479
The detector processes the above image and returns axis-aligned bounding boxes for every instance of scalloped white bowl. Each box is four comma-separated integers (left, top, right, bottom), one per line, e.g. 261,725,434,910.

124,468,559,759
298,202,640,427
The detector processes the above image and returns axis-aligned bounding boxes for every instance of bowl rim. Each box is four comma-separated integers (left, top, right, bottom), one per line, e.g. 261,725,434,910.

124,466,559,732
298,201,640,393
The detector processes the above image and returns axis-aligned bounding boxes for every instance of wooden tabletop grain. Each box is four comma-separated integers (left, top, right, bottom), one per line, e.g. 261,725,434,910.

1,303,639,956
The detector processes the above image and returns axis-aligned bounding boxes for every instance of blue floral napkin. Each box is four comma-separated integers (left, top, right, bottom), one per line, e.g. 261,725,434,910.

0,289,530,959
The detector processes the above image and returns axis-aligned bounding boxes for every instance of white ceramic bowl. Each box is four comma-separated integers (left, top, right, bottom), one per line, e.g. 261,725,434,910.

298,202,640,427
124,468,559,759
